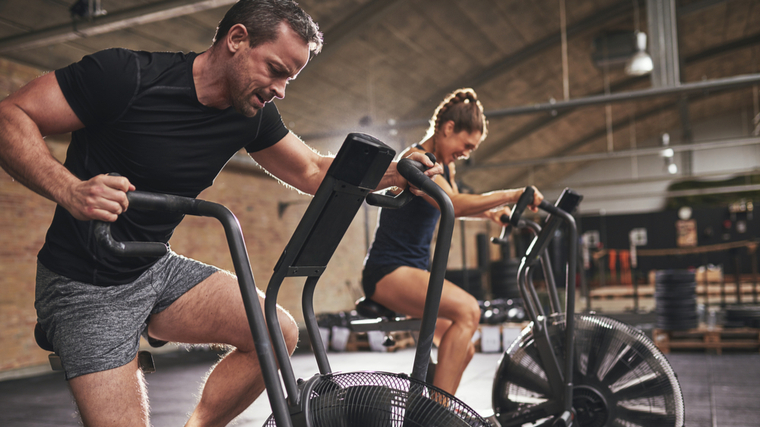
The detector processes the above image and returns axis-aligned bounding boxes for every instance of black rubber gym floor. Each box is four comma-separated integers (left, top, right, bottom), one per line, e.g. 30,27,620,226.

0,343,758,426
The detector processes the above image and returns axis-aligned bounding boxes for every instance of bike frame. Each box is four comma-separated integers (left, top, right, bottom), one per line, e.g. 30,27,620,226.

496,188,582,427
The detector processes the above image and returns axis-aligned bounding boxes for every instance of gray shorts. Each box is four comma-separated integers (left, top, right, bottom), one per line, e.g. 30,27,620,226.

35,251,218,380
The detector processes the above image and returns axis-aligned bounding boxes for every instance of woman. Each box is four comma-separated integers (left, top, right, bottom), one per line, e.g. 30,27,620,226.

362,88,543,395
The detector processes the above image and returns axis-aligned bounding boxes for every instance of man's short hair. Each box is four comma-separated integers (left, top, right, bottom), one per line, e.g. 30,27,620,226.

213,0,323,56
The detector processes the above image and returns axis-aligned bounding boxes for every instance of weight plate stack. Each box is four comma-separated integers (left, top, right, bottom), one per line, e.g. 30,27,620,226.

655,270,698,330
490,259,521,300
725,304,760,328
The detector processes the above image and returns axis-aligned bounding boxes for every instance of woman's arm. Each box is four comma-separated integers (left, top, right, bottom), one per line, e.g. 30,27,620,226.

413,152,542,223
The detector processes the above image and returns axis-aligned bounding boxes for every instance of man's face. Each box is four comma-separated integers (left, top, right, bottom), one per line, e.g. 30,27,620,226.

228,22,309,117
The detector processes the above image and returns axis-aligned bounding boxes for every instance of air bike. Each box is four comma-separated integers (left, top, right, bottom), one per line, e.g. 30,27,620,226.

93,133,684,427
489,188,685,427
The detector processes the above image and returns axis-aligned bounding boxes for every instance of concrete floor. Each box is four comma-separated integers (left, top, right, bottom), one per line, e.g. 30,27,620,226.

1,335,759,427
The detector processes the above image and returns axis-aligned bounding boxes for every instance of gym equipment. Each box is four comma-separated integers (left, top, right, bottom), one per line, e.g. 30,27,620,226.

655,270,698,330
491,187,685,427
95,133,489,427
93,133,685,427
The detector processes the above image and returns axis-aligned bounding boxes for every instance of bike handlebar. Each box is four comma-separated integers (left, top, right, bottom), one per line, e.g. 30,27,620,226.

93,191,204,257
509,186,534,227
95,152,439,257
365,152,436,209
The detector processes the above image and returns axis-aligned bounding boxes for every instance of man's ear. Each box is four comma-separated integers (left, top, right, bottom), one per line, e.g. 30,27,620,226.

226,24,249,52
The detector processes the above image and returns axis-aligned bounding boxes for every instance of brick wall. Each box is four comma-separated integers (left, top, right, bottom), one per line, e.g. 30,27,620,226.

0,58,56,373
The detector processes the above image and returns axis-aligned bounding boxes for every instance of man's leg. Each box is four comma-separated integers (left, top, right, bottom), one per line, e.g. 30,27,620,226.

68,356,149,427
147,270,299,427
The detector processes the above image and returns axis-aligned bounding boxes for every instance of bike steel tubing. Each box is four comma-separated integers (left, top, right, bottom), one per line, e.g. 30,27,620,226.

301,275,331,376
95,191,294,427
264,257,301,406
516,259,539,323
525,266,546,318
537,200,578,415
522,219,562,316
397,159,456,383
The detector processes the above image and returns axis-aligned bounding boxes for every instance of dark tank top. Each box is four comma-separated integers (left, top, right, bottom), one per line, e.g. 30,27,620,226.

363,149,451,273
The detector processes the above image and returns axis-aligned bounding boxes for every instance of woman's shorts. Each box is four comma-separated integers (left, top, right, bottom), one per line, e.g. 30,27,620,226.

361,264,401,298
35,250,218,380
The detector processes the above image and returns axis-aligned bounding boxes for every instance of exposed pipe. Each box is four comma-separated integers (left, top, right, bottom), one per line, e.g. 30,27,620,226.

485,73,760,118
300,73,760,141
576,183,760,203
545,167,760,193
463,136,760,169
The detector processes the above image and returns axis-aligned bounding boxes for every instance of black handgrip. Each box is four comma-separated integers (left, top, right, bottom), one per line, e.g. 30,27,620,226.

92,190,203,257
509,186,535,227
365,153,436,209
491,213,511,246
93,220,168,257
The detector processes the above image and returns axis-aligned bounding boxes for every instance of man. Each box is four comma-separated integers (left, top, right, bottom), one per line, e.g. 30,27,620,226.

0,1,439,426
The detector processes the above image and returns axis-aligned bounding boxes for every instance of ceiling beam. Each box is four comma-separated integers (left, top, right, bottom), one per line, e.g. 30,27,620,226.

307,0,405,67
0,0,236,54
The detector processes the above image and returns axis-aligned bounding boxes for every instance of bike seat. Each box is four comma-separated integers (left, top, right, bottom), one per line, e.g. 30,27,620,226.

34,322,54,352
355,297,402,319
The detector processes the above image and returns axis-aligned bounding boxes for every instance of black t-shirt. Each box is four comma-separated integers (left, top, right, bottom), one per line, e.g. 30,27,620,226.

38,48,289,286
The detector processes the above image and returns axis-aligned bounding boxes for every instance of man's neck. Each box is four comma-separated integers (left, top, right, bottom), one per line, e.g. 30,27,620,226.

193,49,229,110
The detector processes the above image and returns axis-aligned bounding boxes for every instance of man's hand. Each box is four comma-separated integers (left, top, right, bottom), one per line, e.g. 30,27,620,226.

63,174,135,222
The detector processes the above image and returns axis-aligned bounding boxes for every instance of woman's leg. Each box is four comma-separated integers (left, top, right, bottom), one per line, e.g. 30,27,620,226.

370,266,480,394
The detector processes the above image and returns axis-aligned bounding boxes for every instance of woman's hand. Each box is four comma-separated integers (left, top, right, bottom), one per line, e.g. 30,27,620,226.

485,205,513,225
401,151,443,196
405,151,443,178
526,186,544,212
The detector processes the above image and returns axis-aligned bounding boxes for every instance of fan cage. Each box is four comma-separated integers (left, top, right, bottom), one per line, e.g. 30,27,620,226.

264,371,492,427
496,314,685,427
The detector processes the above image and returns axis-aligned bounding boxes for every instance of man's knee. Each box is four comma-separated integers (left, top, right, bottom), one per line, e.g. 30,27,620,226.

279,310,299,355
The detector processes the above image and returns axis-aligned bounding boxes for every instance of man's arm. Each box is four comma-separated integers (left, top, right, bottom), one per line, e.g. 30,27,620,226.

0,73,133,221
251,132,440,196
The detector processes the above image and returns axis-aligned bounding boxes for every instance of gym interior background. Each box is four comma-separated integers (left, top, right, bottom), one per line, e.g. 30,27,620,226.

0,0,759,390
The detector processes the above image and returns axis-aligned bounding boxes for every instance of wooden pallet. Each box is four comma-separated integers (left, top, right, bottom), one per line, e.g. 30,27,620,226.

590,285,654,300
589,283,760,301
652,327,760,355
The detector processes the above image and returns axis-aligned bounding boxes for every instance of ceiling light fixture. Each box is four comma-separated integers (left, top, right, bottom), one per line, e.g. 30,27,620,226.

660,133,678,174
624,32,653,76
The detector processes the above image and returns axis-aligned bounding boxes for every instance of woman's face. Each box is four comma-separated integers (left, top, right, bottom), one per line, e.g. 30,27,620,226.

440,126,482,164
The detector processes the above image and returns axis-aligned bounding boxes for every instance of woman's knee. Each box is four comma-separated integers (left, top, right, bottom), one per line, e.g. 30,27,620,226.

459,296,481,332
466,341,476,361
